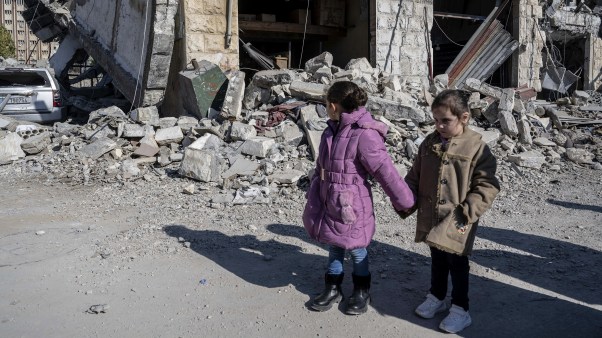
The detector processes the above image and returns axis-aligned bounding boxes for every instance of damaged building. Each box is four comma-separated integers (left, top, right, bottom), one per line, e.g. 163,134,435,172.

17,0,602,116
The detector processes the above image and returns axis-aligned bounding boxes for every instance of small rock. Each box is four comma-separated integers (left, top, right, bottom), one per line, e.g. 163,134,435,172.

183,183,195,195
35,230,45,235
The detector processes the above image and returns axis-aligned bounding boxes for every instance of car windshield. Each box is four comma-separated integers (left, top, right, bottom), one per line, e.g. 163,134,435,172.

0,71,48,87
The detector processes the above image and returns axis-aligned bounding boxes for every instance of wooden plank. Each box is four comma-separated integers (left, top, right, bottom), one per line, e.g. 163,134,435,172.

239,20,346,37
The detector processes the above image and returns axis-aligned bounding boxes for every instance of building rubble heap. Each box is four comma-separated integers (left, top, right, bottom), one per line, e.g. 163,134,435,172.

0,52,601,205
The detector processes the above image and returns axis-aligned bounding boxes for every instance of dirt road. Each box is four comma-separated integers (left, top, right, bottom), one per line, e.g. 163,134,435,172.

1,164,601,337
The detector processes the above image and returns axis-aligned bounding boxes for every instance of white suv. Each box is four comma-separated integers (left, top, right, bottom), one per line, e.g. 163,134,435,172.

0,67,66,123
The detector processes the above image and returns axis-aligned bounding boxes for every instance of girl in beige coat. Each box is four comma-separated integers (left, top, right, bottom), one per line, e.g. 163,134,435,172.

404,89,500,334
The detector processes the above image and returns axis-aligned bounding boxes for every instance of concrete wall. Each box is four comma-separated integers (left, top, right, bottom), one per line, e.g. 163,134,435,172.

183,0,239,70
375,0,432,85
512,0,545,91
71,0,178,107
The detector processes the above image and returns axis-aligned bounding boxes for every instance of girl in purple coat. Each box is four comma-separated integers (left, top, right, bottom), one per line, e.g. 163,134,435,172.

303,81,414,315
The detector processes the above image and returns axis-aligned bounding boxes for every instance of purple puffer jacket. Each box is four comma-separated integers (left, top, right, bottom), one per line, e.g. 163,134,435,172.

302,107,415,249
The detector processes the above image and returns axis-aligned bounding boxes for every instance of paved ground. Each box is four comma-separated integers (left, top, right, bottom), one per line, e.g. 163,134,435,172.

0,165,601,337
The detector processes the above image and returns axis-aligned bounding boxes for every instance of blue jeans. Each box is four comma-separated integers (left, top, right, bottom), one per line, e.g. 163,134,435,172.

327,245,369,276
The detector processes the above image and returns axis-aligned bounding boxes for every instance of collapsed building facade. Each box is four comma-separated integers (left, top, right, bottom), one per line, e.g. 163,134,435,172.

20,0,602,114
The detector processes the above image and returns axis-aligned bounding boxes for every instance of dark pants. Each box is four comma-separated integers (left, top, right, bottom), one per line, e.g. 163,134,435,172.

429,246,470,311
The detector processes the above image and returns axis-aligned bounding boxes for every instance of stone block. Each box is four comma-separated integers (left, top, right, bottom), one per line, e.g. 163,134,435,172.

130,106,160,125
366,96,427,123
122,124,148,138
20,132,51,155
177,116,199,132
88,106,127,124
221,70,246,120
345,57,374,75
179,60,228,119
498,110,519,137
121,160,141,179
189,133,223,151
155,126,184,146
305,52,333,74
134,135,160,157
157,146,172,167
516,118,533,145
333,69,361,81
0,133,25,164
156,117,178,129
383,75,403,92
289,81,327,101
313,66,333,83
80,137,117,159
508,150,546,169
299,105,325,160
230,122,257,141
179,147,221,182
276,120,304,146
240,137,275,158
243,82,271,110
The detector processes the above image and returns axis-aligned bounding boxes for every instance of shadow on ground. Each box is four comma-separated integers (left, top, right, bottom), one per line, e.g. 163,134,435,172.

165,223,602,337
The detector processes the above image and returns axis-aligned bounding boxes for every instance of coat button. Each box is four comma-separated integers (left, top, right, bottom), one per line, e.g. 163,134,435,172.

439,199,446,204
441,179,448,184
443,160,449,165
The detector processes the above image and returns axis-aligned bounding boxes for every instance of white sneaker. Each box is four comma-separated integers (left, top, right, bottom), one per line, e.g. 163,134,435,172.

415,293,447,319
439,304,472,333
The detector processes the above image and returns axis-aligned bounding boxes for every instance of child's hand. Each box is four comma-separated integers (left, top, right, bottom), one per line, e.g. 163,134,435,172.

396,206,416,219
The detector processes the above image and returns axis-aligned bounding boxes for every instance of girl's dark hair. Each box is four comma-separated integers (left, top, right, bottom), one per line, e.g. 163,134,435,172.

432,89,469,119
326,81,368,112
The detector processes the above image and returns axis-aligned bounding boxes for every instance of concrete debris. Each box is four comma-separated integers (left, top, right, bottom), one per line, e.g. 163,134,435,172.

179,61,228,120
289,81,327,101
221,71,246,121
179,147,222,183
229,122,257,141
305,52,333,74
20,132,51,155
130,106,160,126
0,133,25,164
366,96,427,124
222,157,260,179
240,137,275,158
154,126,184,146
134,135,160,157
80,137,118,159
269,170,304,184
508,151,546,169
498,110,519,138
566,148,594,164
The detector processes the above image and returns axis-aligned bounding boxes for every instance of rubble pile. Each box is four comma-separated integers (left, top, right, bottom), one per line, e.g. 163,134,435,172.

1,52,601,203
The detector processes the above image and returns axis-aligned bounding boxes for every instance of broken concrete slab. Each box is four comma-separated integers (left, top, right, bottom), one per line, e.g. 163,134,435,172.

305,51,333,74
289,81,327,101
507,150,546,169
179,147,221,183
84,125,114,141
253,69,299,88
130,106,160,126
230,122,257,141
20,132,51,155
299,105,325,160
240,137,275,158
232,186,270,205
333,69,361,81
134,134,160,157
533,137,557,147
221,156,260,179
498,110,519,137
313,67,333,84
269,170,304,184
121,160,141,179
0,133,25,164
221,71,246,121
366,96,427,124
155,126,184,146
88,106,128,125
80,137,117,159
345,57,374,76
566,148,594,164
157,146,172,167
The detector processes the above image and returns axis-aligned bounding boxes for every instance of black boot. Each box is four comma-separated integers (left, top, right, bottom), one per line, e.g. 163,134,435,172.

345,273,371,315
310,273,344,311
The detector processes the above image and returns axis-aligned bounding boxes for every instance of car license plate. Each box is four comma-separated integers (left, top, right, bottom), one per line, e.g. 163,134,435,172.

0,96,31,104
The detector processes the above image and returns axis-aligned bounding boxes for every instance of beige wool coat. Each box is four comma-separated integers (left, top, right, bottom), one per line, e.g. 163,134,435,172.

405,127,500,256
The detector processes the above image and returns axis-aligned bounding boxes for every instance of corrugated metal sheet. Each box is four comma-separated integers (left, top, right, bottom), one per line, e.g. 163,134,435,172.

445,2,518,89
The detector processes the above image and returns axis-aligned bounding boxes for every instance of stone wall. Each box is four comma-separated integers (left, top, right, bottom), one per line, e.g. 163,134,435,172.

585,34,602,91
512,0,545,91
374,0,432,85
183,0,239,70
